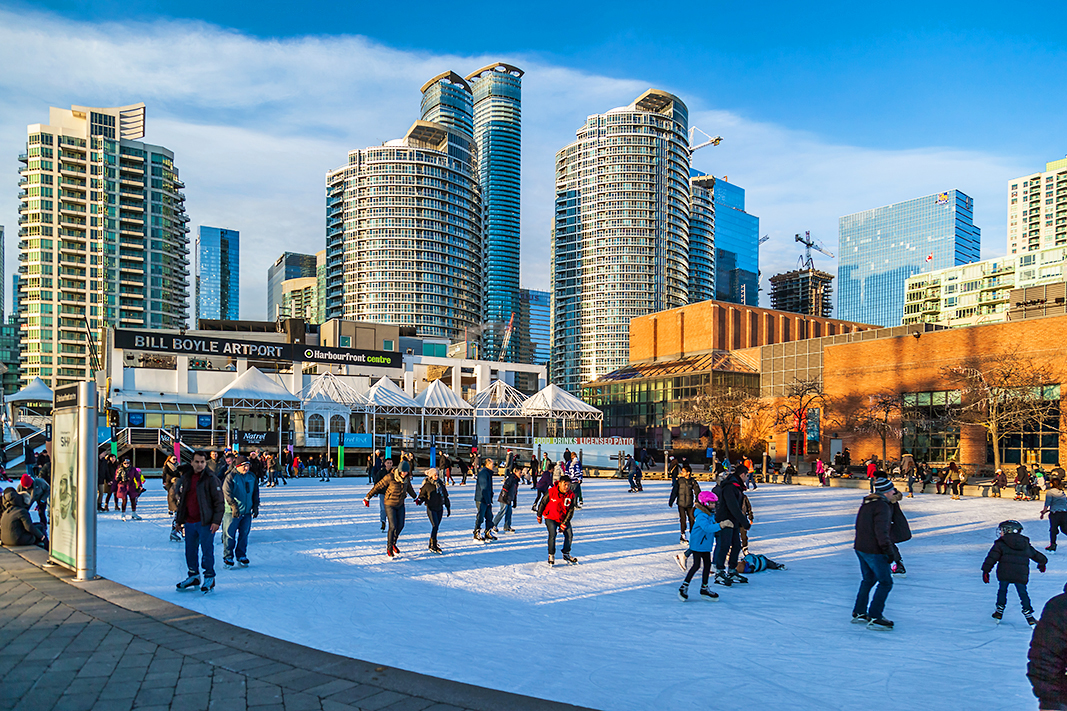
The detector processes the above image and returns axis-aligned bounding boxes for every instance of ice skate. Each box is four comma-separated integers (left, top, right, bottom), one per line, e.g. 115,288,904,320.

563,553,578,565
1047,543,1057,553
474,529,483,541
891,562,907,577
483,529,497,541
1025,611,1037,626
679,535,687,544
238,557,249,567
714,570,732,587
548,554,555,567
699,585,718,600
223,557,235,568
727,570,749,584
674,552,689,572
130,513,142,521
992,607,1004,623
200,576,215,594
169,530,182,542
176,574,200,591
866,617,894,630
851,613,870,624
678,583,689,601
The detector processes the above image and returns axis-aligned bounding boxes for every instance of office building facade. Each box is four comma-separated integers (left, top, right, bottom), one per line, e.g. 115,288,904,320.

688,173,716,303
713,179,759,306
769,268,834,317
1008,156,1067,255
17,103,189,387
194,226,239,322
516,288,550,366
552,89,691,391
267,252,317,321
838,191,981,327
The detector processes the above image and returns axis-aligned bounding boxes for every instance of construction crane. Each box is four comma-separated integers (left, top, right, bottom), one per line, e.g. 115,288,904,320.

795,231,835,270
759,234,770,246
688,127,723,156
497,313,516,360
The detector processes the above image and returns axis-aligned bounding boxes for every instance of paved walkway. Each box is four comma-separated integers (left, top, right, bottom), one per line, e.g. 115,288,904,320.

0,546,595,711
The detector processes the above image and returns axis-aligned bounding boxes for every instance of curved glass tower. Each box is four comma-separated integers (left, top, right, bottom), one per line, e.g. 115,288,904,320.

466,63,523,362
551,90,691,391
420,71,475,138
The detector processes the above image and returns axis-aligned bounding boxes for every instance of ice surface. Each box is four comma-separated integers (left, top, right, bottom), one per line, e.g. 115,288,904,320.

96,478,1062,710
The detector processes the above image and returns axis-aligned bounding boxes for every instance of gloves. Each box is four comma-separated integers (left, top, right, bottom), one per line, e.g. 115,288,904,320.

1039,563,1046,573
252,511,258,519
560,524,567,532
982,571,990,584
721,520,734,528
363,499,370,507
446,510,451,517
414,498,423,506
537,517,542,524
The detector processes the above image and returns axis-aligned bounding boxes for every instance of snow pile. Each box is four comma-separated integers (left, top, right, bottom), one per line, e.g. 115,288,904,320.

96,478,1062,711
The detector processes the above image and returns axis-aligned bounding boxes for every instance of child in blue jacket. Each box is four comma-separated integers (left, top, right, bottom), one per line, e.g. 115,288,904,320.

679,491,733,601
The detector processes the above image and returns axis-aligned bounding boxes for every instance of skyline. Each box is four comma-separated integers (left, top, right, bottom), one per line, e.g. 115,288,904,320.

2,4,1062,320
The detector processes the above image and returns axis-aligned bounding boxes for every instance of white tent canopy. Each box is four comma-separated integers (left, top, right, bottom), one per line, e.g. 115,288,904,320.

365,376,421,415
414,379,474,417
7,377,54,404
473,380,528,417
522,383,603,422
300,371,368,410
209,367,299,410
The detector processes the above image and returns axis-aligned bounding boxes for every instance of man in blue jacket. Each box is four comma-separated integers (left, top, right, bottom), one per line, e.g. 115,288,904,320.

851,476,901,630
474,458,497,541
222,456,260,568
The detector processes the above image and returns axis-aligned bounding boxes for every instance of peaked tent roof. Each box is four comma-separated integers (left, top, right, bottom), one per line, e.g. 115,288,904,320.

300,371,368,410
522,383,603,421
414,379,474,417
209,367,299,410
365,376,421,414
473,380,528,417
7,377,54,403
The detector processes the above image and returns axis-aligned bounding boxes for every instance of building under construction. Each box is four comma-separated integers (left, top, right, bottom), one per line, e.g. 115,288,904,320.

769,268,834,317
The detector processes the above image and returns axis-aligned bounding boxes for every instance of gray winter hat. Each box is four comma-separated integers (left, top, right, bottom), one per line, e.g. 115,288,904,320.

873,477,895,494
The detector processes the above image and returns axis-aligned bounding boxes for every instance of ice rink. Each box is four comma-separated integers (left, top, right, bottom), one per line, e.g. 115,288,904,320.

95,476,1062,711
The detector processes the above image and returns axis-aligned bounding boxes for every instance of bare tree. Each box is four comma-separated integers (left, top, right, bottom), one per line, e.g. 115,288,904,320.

774,378,828,466
832,391,903,466
674,386,765,464
941,350,1059,473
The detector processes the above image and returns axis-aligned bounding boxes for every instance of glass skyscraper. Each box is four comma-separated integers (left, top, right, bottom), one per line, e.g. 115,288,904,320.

713,179,759,306
517,288,550,366
267,252,317,320
838,190,981,327
195,226,239,322
466,64,523,362
688,173,716,303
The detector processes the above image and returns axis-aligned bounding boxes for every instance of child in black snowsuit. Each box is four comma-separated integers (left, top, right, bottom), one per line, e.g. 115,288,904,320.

981,520,1048,625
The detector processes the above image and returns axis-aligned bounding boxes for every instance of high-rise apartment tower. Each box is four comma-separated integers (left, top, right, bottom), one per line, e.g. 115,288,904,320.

1007,157,1067,254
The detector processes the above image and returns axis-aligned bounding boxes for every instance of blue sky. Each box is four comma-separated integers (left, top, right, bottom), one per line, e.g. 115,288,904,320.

3,1,1066,318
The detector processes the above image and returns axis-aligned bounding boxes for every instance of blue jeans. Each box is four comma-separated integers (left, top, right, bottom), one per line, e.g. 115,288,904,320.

427,509,443,546
183,522,216,578
996,580,1033,613
385,505,405,553
378,494,387,526
853,550,894,619
546,519,572,555
493,502,513,529
475,501,493,531
224,513,253,561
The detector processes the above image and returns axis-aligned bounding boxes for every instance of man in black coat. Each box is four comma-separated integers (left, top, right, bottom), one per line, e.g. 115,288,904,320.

173,451,225,593
712,465,750,585
473,458,496,541
1029,582,1067,711
852,475,901,629
669,465,701,543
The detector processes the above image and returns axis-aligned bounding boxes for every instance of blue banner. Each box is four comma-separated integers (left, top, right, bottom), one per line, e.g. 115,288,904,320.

329,432,373,448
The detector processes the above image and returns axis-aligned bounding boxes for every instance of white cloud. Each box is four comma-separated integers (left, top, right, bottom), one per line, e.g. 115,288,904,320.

0,7,1029,321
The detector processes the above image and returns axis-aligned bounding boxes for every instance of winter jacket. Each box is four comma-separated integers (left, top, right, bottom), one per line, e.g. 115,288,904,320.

889,501,912,544
567,458,583,483
370,456,385,483
900,454,916,475
535,468,552,492
223,470,260,517
741,494,754,524
162,462,180,511
854,494,894,557
714,473,749,529
668,476,701,509
115,466,142,498
474,467,494,504
498,472,519,506
367,472,417,508
537,484,576,525
418,477,450,514
1,488,45,546
173,466,225,527
1045,488,1067,514
981,533,1047,584
688,505,723,553
1028,585,1067,709
17,477,49,506
740,554,777,573
993,471,1008,488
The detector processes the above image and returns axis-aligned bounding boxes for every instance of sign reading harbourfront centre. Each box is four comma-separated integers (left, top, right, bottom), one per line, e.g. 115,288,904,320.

114,329,401,369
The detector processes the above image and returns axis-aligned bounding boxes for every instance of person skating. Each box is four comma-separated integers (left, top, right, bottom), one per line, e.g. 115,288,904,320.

567,452,584,508
1,487,46,548
738,491,755,555
16,473,49,528
533,460,552,511
625,454,643,492
114,459,143,521
440,452,454,486
417,467,450,553
1027,580,1067,711
97,453,117,511
1040,477,1067,552
173,451,225,593
900,452,916,496
493,465,520,533
473,458,497,541
162,455,183,541
222,456,260,568
678,491,729,601
888,482,912,576
711,464,750,586
1016,465,1032,501
371,456,391,532
668,464,700,544
982,520,1048,625
363,459,418,557
537,474,577,566
851,476,902,629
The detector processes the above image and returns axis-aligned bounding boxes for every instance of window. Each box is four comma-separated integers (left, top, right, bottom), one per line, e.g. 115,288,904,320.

330,415,346,433
340,336,351,347
383,339,394,351
307,414,325,436
901,390,962,463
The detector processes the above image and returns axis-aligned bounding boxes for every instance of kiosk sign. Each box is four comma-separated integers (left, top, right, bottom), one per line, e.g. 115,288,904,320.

48,382,97,580
49,405,78,567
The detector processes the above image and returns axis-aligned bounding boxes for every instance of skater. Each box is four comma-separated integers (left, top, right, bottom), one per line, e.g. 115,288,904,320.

1016,465,1032,500
919,462,933,493
814,459,825,488
889,485,912,576
173,451,226,593
1027,580,1067,710
982,520,1047,625
114,459,143,521
712,464,750,586
866,456,878,492
851,476,901,629
900,452,916,490
991,468,1007,498
371,456,391,531
493,464,520,533
669,463,701,543
1040,477,1067,552
945,460,962,499
417,467,450,553
368,449,383,485
97,454,117,511
736,552,786,574
738,491,755,555
625,455,643,492
473,458,497,541
533,459,552,511
567,452,584,508
537,474,577,566
667,456,680,482
16,473,49,528
1,488,47,547
363,458,418,558
440,451,454,486
222,456,260,568
678,491,727,601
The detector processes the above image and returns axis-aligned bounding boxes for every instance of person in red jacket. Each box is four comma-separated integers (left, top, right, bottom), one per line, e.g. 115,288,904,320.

537,474,577,566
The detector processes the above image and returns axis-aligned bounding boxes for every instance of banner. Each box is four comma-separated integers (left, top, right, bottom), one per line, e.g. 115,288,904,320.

533,437,634,446
232,431,278,447
49,409,79,567
328,432,373,448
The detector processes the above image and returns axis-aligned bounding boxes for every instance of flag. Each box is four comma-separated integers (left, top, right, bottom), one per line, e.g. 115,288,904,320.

925,254,933,263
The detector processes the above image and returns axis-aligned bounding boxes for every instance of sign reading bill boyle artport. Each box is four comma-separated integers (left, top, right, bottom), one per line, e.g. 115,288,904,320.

114,329,401,369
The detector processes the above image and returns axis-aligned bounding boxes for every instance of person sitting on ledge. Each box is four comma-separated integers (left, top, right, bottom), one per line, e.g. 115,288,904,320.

1,487,47,548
